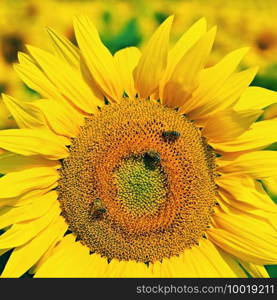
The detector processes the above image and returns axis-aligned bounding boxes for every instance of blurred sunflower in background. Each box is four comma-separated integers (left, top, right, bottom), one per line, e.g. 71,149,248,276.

164,0,277,90
0,0,143,131
0,10,276,278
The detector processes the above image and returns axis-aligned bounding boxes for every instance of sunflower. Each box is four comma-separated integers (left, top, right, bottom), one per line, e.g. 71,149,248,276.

202,0,277,70
159,0,277,70
0,15,277,278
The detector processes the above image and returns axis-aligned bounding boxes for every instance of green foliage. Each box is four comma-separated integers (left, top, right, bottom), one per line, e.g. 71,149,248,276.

266,265,277,278
101,18,142,54
252,63,277,91
154,12,170,24
22,83,40,98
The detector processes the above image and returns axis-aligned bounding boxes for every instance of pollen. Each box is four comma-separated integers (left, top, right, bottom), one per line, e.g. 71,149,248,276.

58,99,217,263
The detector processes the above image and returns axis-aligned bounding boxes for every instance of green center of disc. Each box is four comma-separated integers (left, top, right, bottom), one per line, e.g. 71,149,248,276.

114,156,168,217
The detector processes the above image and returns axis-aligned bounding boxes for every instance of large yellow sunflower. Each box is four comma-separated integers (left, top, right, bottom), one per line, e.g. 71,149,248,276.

0,16,277,278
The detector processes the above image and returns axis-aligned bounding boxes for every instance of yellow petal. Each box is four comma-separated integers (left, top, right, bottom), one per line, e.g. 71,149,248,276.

0,190,57,229
210,118,277,153
156,253,190,277
1,214,67,278
263,176,277,196
114,47,141,98
159,18,207,99
0,202,60,249
0,185,56,209
166,18,207,83
216,184,277,233
149,238,245,277
34,234,108,278
148,259,171,277
46,27,80,69
83,254,109,278
187,67,258,119
202,109,262,142
240,261,269,278
133,16,174,98
34,99,84,138
162,27,216,107
27,45,103,113
195,239,246,277
216,175,277,213
234,87,277,111
0,128,69,160
217,151,277,178
105,259,150,278
0,99,17,130
17,53,94,114
208,212,277,265
79,56,105,102
263,103,277,120
180,47,249,114
0,167,59,199
30,216,68,274
2,94,45,129
73,16,123,102
15,53,64,101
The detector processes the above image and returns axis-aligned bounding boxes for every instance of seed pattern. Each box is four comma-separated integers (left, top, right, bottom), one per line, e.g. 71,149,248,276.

58,99,217,262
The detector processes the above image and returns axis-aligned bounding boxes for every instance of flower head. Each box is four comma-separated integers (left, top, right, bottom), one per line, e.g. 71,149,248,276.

0,16,277,278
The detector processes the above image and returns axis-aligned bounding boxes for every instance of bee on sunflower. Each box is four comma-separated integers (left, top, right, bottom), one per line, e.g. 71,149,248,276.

0,16,276,278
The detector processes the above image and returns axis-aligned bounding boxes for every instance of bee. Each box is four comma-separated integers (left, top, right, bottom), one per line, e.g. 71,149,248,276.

162,130,181,142
143,150,161,170
91,198,106,220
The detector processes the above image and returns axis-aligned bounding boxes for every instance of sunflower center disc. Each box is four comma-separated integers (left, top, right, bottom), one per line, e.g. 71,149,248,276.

58,99,217,263
114,156,168,218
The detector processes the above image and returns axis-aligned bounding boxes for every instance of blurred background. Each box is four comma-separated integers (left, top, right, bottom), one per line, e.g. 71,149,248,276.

0,0,276,277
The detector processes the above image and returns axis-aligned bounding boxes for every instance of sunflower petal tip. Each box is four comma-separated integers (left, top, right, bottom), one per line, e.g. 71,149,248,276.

17,51,25,60
1,95,9,106
166,14,175,21
25,44,33,50
210,25,217,35
26,44,37,55
160,14,174,29
250,66,260,77
73,15,91,27
198,17,207,27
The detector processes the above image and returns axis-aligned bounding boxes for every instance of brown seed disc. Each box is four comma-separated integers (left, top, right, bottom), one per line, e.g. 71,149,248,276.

58,99,217,262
